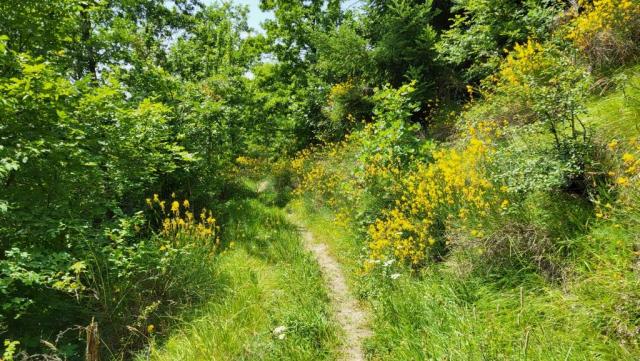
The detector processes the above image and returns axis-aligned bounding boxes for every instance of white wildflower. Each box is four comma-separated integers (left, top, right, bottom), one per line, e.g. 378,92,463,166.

273,325,287,339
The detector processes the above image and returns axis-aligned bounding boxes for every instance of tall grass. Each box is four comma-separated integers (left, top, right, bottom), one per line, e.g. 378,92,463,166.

143,184,340,361
294,196,639,360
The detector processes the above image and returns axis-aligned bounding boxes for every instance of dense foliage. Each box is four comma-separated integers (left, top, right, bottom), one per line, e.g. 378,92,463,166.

0,1,263,359
2,0,640,359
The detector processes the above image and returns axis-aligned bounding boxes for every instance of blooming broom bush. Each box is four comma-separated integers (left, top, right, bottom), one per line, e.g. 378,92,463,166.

293,83,425,227
489,39,590,133
482,39,599,195
366,120,509,268
567,0,640,69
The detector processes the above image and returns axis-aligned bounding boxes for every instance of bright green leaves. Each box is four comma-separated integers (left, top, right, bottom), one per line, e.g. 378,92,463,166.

167,3,257,81
0,0,268,357
0,45,195,350
313,21,372,83
0,35,8,55
436,0,562,82
356,82,422,167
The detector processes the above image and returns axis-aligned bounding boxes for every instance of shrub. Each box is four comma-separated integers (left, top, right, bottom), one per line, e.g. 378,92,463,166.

492,40,590,134
567,0,640,70
491,129,583,195
84,205,219,360
1,194,220,359
437,0,562,82
293,82,425,228
321,80,373,141
482,40,600,195
0,47,199,357
292,139,357,212
366,121,507,268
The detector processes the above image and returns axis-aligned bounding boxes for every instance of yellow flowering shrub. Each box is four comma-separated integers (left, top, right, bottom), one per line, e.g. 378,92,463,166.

567,0,640,68
294,83,434,232
328,80,356,104
480,38,590,134
231,156,271,179
292,139,360,213
485,38,590,166
499,40,547,88
292,122,415,228
366,121,507,268
361,152,403,194
321,80,372,141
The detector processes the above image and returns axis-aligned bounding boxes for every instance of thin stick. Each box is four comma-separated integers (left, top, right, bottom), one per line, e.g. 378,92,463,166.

86,318,99,361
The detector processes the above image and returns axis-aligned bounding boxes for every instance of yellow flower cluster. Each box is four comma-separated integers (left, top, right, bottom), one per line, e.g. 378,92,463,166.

567,0,640,46
566,0,640,66
291,139,364,222
295,142,354,206
291,147,316,176
327,80,355,107
499,40,546,88
235,156,256,166
363,154,402,186
147,194,219,248
599,138,640,218
232,156,270,179
611,138,640,186
367,121,504,267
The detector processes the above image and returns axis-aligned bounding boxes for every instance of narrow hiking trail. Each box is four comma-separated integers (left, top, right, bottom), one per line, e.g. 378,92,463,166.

256,178,372,360
293,221,372,361
148,180,344,361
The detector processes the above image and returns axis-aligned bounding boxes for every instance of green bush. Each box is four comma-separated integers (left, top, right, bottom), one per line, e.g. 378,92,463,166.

437,0,562,82
321,80,373,141
0,39,220,358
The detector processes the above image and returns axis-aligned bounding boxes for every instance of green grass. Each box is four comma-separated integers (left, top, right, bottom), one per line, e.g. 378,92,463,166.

293,197,639,360
143,67,640,361
586,65,640,141
288,199,361,285
142,185,340,361
290,68,640,359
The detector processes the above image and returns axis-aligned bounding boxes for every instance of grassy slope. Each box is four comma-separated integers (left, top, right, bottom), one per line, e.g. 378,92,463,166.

143,68,640,360
291,69,640,361
143,181,340,361
297,204,640,360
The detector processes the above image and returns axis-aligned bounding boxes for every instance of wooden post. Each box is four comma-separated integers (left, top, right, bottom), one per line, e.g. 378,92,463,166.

86,318,99,361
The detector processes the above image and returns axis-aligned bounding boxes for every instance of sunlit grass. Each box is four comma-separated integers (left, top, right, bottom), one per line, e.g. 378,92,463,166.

295,196,639,360
289,70,640,358
144,194,340,361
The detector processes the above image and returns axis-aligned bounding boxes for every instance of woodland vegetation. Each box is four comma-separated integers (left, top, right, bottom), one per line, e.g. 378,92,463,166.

1,0,640,360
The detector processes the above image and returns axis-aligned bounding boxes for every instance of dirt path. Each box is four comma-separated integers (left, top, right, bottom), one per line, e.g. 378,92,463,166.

256,180,371,360
257,180,269,193
296,223,372,361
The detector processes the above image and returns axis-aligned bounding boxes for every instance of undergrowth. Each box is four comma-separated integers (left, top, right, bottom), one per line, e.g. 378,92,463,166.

288,46,640,361
143,181,340,361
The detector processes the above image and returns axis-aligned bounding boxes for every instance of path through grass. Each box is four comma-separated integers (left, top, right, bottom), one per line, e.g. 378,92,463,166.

289,216,372,361
290,197,640,360
143,181,340,361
